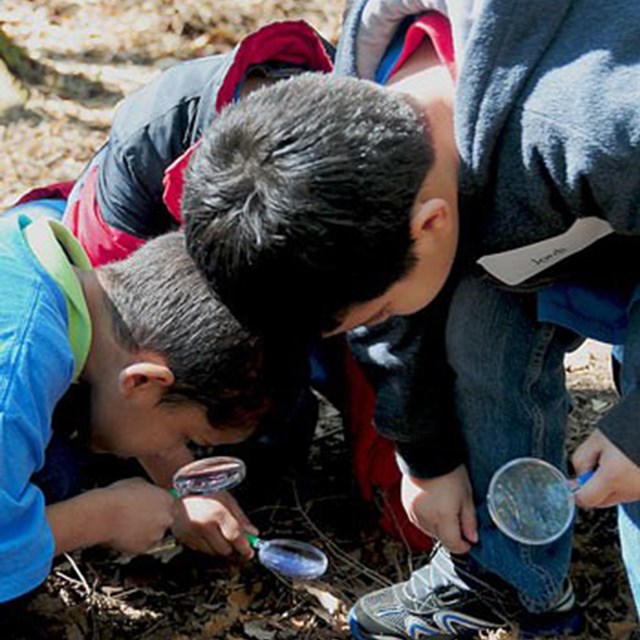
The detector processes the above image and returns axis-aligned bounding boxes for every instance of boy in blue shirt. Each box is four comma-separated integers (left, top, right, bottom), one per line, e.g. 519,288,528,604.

0,214,265,605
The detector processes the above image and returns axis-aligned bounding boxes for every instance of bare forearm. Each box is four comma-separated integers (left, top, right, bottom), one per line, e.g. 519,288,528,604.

47,478,177,556
46,489,112,555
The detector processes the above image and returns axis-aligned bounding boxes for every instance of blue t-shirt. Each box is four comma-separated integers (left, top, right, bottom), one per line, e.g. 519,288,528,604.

0,216,76,602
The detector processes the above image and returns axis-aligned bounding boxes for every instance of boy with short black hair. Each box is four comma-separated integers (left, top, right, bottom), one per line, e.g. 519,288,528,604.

183,74,432,336
180,1,640,637
0,213,265,604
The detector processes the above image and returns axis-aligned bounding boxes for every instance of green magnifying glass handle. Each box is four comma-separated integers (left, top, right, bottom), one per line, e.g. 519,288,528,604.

245,533,260,549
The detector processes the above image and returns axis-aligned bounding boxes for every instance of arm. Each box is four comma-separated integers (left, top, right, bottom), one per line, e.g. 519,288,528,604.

572,429,640,508
594,298,640,470
46,492,111,554
401,465,477,553
348,286,466,478
47,479,175,556
573,297,640,507
348,288,476,551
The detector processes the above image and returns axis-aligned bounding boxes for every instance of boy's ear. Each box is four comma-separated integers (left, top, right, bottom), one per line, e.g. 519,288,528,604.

119,362,175,400
410,198,452,240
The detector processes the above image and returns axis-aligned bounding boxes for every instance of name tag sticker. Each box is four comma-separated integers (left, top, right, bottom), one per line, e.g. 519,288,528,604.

477,217,614,286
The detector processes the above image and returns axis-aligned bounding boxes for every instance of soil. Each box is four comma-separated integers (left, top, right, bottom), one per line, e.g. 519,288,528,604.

1,2,638,639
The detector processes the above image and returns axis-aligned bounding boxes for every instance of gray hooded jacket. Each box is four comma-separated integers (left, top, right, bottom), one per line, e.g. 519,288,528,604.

335,0,640,477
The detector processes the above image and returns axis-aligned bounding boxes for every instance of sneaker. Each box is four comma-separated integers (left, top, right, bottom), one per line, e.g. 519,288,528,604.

349,545,584,639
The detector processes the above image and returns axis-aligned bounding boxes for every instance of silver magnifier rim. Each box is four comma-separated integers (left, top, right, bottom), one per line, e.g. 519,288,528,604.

258,538,329,580
487,456,575,546
172,455,247,495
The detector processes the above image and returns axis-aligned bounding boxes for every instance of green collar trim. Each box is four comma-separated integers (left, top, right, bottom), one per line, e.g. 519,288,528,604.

23,217,93,381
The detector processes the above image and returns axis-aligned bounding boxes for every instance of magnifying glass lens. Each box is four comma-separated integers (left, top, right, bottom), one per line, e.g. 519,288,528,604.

257,539,328,579
487,458,574,545
172,456,246,497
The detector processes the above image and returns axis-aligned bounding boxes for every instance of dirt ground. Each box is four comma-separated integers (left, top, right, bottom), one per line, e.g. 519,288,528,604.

1,1,638,639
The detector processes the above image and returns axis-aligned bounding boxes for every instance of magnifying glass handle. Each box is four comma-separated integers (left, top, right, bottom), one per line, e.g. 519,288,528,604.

245,533,261,549
575,469,595,488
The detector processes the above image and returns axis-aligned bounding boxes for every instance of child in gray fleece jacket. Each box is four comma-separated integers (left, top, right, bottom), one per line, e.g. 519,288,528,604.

179,0,640,636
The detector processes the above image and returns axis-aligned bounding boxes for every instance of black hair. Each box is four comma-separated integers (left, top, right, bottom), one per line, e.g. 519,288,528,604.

98,232,265,427
183,73,433,336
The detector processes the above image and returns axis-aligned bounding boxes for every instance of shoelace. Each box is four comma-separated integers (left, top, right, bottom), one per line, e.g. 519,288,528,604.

406,543,524,622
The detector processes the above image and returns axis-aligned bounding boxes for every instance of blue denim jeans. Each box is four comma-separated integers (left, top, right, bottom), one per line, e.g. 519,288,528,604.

448,273,640,616
620,502,640,612
447,274,583,611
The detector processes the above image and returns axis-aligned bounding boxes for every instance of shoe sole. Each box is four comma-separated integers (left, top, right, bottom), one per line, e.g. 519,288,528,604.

349,612,401,640
349,611,480,640
349,608,586,640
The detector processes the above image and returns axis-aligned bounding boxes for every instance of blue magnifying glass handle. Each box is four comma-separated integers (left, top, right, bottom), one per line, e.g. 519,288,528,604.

574,469,595,490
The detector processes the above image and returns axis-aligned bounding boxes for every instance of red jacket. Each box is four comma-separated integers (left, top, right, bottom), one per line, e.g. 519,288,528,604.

62,21,333,266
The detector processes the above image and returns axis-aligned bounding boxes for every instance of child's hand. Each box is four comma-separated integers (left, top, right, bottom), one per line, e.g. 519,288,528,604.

572,428,640,507
171,491,259,558
101,477,176,554
401,464,478,554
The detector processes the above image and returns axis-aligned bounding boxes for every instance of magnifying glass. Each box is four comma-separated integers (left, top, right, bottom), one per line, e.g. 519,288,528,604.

245,535,328,580
169,456,329,579
487,457,594,545
170,456,246,497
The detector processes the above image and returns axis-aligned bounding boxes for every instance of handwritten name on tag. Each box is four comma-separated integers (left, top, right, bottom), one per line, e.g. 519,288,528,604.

476,217,614,286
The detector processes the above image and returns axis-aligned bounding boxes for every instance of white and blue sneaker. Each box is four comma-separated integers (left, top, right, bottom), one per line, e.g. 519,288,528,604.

349,546,584,639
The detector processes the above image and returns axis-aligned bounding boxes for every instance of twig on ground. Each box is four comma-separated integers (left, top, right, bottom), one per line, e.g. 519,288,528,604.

62,552,92,598
291,479,392,590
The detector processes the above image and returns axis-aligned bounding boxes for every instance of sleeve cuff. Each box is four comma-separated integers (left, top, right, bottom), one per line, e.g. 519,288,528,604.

597,389,640,466
395,434,466,479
